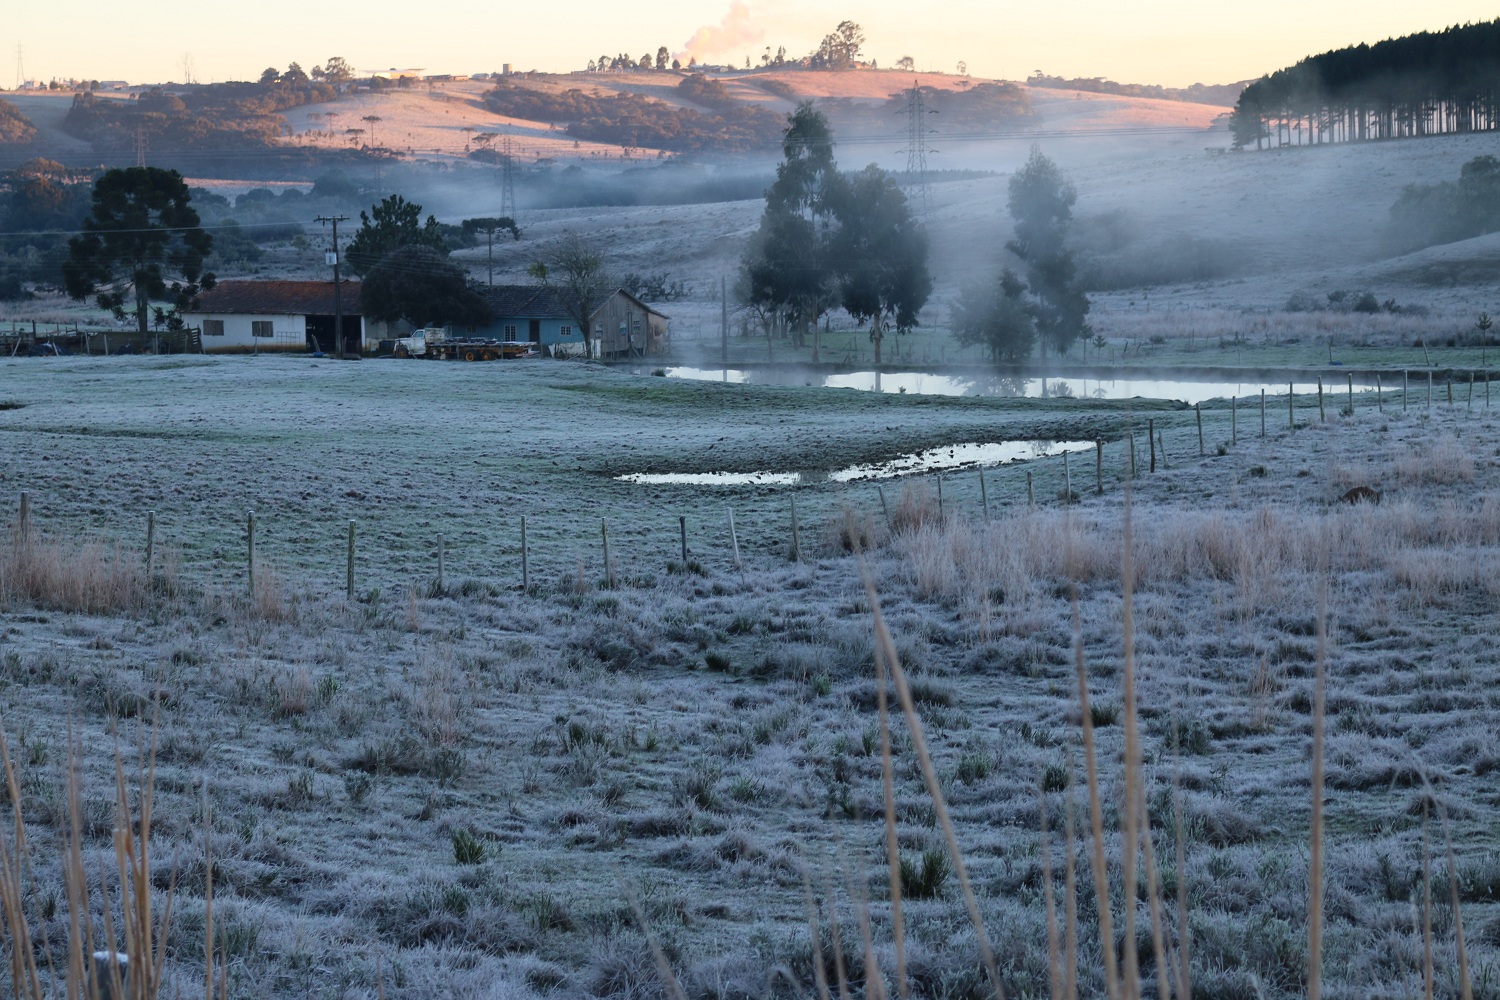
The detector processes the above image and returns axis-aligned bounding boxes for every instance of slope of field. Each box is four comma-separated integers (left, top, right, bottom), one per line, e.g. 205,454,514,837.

1,357,1497,998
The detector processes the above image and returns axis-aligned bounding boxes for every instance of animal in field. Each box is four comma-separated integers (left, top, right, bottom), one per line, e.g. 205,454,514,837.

1338,485,1381,506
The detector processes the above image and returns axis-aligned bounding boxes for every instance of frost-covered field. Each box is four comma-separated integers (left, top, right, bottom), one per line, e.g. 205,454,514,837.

1,356,1498,999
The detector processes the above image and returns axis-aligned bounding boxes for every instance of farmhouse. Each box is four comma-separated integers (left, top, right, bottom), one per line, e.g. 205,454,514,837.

470,285,669,357
184,280,405,354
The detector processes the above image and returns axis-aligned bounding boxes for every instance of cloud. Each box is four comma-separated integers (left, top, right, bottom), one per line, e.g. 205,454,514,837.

678,1,766,63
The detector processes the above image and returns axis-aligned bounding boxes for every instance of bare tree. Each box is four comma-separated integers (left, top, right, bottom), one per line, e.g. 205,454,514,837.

528,232,613,359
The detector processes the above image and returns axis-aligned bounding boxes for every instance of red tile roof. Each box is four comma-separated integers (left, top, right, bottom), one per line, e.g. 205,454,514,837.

191,280,364,316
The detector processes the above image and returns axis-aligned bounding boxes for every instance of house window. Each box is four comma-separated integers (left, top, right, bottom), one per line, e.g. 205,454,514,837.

560,325,572,336
504,324,517,338
202,320,224,337
251,321,274,338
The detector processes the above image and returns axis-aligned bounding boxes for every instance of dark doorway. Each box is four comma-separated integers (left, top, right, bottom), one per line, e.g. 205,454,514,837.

528,319,541,343
305,315,363,354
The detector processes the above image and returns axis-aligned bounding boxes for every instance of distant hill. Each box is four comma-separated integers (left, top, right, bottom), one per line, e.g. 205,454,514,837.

1230,19,1500,149
1028,74,1248,107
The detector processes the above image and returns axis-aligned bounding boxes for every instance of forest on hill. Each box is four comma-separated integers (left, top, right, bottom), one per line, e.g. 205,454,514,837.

0,98,37,144
1229,19,1500,149
55,66,377,175
1028,74,1246,107
480,76,785,153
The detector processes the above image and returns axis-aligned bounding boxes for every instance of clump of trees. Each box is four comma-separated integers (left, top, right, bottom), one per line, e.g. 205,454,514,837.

62,167,215,334
1388,155,1500,251
528,232,614,360
1229,20,1500,149
481,80,781,152
739,103,930,363
0,98,38,144
955,147,1090,362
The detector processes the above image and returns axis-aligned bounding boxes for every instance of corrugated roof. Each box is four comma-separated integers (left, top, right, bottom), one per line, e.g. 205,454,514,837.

191,280,364,316
477,284,569,319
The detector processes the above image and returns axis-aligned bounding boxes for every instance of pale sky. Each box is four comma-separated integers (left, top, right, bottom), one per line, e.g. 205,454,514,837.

5,1,1496,90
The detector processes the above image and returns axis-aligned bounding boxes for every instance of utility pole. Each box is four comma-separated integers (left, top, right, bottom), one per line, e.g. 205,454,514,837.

316,215,350,357
720,275,728,367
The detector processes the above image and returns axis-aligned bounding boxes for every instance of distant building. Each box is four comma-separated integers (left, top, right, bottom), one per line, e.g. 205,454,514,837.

465,285,669,357
183,280,406,354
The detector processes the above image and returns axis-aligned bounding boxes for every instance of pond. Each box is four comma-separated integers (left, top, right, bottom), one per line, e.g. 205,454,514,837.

636,365,1386,405
617,440,1095,487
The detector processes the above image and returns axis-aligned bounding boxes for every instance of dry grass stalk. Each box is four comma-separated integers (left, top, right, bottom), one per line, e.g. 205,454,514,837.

1119,494,1141,1000
1071,590,1121,1000
1434,786,1475,1000
860,558,1004,1000
800,867,833,1000
1307,583,1327,1000
0,723,43,999
1422,816,1434,1000
1136,812,1172,1000
1038,791,1062,1000
628,891,689,1000
876,642,908,1000
1062,783,1080,1000
1172,757,1191,1000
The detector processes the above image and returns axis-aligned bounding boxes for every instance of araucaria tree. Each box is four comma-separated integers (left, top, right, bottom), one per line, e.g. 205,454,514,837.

826,165,931,365
345,194,448,275
528,231,612,360
63,167,214,335
1006,146,1089,358
362,245,490,328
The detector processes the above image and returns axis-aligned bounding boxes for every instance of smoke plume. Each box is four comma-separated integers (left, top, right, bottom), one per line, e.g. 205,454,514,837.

678,2,765,63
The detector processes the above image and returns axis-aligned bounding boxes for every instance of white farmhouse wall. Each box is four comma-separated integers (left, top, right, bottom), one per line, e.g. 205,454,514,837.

186,312,307,352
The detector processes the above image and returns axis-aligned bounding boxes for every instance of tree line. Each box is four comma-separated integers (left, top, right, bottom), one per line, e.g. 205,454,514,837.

1229,20,1500,149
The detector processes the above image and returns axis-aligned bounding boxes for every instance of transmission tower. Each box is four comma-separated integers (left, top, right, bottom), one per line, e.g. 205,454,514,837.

499,134,517,221
14,44,24,90
900,83,938,220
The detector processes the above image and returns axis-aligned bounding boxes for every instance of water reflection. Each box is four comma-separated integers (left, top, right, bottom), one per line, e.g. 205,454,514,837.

617,439,1094,487
642,366,1375,405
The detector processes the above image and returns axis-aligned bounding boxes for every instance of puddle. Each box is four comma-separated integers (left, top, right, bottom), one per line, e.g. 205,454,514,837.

617,440,1094,487
638,366,1381,405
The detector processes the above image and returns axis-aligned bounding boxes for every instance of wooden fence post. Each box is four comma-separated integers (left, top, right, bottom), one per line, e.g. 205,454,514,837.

1095,440,1103,495
1063,452,1072,501
727,509,741,569
520,516,530,592
346,520,356,600
1376,373,1382,412
17,491,29,543
1231,396,1237,445
679,515,688,564
979,468,990,520
936,475,944,520
878,486,890,530
1196,403,1204,456
1289,383,1295,429
1158,430,1168,469
246,511,256,596
1260,389,1266,436
1148,419,1156,473
145,511,155,579
1317,377,1325,422
1026,470,1035,507
790,497,801,562
1403,370,1409,411
1347,374,1354,415
601,520,613,587
1447,379,1453,406
1129,433,1136,478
